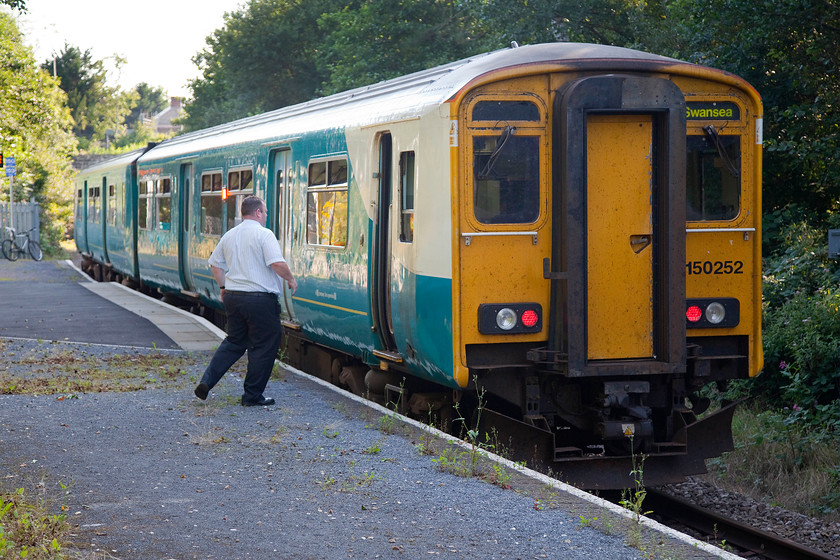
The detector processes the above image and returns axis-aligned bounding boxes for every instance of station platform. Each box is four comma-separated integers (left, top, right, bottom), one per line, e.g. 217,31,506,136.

0,258,223,351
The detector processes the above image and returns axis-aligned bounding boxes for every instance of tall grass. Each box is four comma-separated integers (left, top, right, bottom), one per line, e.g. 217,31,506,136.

705,406,840,521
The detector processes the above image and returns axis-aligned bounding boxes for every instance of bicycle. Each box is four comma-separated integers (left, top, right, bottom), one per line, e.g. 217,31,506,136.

2,226,43,261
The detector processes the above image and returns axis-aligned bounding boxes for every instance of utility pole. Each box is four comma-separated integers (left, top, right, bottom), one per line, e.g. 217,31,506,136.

5,156,15,233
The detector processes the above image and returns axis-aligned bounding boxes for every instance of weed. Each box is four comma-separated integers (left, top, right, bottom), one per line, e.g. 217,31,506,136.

0,487,69,558
364,441,382,455
488,463,512,489
578,515,598,527
2,347,197,396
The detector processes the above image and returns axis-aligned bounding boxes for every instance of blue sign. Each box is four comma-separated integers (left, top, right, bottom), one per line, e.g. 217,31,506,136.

5,157,14,177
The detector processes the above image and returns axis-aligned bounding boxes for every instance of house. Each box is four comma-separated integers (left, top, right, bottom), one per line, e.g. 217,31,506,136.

153,97,184,135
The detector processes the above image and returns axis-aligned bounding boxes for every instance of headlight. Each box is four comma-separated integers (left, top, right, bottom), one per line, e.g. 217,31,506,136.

705,302,726,324
496,308,517,330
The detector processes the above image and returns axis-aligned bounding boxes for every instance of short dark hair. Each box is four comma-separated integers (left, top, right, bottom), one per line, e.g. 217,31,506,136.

241,196,265,217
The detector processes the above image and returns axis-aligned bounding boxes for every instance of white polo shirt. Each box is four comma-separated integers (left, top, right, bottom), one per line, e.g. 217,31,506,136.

208,219,286,294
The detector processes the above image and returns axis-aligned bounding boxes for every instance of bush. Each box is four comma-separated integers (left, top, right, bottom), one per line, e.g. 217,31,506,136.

759,218,840,431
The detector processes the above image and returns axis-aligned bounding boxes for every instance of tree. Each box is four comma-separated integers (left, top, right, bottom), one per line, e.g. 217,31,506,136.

183,0,563,128
125,82,168,129
182,0,336,131
44,44,131,149
0,12,76,253
316,0,487,95
0,0,25,11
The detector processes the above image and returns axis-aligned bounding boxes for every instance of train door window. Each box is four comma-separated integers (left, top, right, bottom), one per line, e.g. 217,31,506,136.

399,151,415,243
107,184,117,226
76,186,83,222
226,168,254,231
200,172,223,235
468,98,544,225
156,178,172,230
139,180,153,230
88,187,95,223
306,158,348,247
686,132,741,221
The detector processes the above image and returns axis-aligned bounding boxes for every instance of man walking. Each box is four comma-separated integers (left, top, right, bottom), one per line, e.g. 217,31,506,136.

194,195,297,406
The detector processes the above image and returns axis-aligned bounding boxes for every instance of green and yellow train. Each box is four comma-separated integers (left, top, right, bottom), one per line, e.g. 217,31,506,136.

76,43,763,488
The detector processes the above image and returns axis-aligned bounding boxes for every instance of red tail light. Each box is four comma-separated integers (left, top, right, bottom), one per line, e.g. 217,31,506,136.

686,305,703,322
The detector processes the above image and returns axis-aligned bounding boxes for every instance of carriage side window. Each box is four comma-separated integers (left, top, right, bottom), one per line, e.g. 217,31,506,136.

87,187,97,223
156,178,172,230
399,151,415,243
107,184,117,226
306,158,348,247
226,169,254,231
139,181,153,230
686,133,741,221
200,172,223,235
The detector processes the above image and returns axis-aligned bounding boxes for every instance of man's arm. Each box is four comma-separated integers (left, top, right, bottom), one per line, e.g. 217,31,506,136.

270,261,297,295
210,265,226,290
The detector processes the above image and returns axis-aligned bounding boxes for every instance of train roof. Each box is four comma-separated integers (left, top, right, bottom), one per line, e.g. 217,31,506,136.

138,42,732,162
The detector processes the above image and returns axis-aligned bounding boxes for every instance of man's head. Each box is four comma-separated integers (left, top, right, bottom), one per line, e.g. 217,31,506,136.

241,196,267,226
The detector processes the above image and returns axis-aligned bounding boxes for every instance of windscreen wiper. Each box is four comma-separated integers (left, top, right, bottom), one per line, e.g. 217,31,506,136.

703,124,740,178
478,125,515,179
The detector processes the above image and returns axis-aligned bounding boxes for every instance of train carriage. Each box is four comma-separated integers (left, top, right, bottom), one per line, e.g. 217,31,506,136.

75,147,150,282
76,43,763,489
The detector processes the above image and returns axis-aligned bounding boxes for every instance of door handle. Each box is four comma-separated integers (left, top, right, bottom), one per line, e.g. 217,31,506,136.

629,235,651,254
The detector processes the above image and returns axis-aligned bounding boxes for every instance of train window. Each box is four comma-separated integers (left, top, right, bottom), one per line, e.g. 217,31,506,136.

156,178,171,230
473,133,540,224
139,181,153,230
225,169,254,231
107,184,117,226
200,172,224,235
472,100,540,122
306,159,348,247
399,151,415,243
686,133,741,221
88,186,100,223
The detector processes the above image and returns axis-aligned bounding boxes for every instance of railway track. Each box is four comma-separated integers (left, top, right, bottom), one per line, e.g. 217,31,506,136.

643,488,838,560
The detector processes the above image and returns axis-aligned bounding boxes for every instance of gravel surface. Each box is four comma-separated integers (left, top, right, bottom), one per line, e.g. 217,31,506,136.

0,338,658,560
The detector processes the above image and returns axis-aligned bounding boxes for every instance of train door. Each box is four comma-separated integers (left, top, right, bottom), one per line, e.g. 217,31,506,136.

78,181,89,254
371,133,398,354
179,163,196,294
586,115,653,359
550,75,686,375
101,176,110,263
272,149,296,321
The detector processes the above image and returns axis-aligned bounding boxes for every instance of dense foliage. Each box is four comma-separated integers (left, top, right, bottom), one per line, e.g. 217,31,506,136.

0,12,76,254
182,0,562,130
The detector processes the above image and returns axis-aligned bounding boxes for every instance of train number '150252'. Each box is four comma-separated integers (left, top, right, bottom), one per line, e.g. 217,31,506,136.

686,260,744,275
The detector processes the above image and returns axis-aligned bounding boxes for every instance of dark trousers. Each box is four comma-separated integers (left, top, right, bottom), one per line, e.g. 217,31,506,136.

200,292,283,402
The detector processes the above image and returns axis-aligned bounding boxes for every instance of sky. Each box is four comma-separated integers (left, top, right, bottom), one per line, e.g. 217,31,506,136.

16,0,245,98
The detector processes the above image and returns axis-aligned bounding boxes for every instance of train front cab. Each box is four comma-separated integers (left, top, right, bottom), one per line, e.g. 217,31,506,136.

453,65,762,488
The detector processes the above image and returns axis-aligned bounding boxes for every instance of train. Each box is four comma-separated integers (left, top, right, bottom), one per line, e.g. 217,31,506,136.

75,42,763,489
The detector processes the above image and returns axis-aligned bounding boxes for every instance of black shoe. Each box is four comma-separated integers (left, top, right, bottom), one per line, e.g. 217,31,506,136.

241,396,275,407
194,383,210,400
